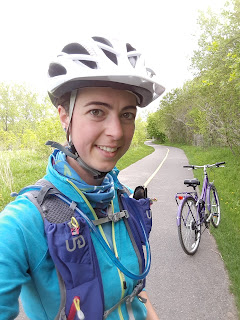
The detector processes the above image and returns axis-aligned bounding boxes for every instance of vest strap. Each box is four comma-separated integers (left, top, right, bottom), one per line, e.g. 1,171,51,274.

103,281,144,319
93,210,129,226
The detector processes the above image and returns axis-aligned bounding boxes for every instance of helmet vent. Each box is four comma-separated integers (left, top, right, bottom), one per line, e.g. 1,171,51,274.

62,43,97,69
92,36,118,65
48,63,67,77
126,43,136,52
126,43,137,67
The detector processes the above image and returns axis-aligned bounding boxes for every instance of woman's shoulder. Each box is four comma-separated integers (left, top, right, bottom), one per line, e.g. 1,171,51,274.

0,194,44,230
0,194,50,280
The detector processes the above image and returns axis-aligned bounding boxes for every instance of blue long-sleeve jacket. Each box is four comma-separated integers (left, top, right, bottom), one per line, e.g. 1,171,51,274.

0,151,147,320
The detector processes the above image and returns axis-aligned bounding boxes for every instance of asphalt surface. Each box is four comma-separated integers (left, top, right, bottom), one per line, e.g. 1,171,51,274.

119,142,238,320
17,142,238,319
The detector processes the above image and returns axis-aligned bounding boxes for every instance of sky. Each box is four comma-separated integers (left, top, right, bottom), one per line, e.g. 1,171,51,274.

0,0,227,114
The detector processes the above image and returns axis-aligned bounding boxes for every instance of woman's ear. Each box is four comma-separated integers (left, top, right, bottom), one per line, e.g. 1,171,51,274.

58,105,70,131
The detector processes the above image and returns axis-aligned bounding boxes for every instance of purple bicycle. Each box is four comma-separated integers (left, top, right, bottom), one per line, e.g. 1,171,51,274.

175,162,225,255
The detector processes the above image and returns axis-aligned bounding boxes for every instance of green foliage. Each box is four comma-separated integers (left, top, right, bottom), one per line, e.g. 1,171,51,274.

148,0,240,155
0,82,65,153
146,112,166,143
131,117,148,147
0,83,18,132
0,150,48,210
0,129,18,150
34,117,65,156
21,129,38,149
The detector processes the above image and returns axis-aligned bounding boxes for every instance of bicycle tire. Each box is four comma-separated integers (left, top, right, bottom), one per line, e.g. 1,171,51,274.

178,196,201,255
209,186,221,228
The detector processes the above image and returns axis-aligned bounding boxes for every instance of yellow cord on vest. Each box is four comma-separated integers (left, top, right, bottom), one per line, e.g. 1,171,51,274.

71,216,79,228
67,179,111,247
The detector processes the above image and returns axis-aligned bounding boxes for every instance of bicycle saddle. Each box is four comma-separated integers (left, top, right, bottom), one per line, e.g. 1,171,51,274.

184,179,200,187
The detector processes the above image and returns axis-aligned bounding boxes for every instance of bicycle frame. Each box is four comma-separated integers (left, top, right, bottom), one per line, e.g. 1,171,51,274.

176,165,213,228
176,161,224,255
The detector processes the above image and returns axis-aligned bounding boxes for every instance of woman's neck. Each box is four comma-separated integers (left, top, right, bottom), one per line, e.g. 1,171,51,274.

66,156,104,186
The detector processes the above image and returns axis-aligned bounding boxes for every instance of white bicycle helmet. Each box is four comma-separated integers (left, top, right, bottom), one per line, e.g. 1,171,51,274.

47,36,165,108
46,36,165,179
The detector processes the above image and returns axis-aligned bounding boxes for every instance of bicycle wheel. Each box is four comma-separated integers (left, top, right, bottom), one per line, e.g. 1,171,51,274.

178,196,201,255
209,186,221,227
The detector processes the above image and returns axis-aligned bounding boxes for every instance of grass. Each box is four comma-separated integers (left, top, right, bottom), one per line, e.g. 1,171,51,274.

117,142,154,170
0,143,154,211
0,150,49,210
156,141,240,317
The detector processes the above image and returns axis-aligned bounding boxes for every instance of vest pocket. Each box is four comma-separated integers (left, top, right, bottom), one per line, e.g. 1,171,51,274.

45,216,95,287
121,197,152,243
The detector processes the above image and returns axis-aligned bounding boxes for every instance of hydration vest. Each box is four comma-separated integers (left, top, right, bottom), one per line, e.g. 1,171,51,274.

15,180,152,320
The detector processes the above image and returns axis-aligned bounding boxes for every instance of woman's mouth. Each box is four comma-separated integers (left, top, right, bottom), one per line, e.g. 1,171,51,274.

97,145,118,153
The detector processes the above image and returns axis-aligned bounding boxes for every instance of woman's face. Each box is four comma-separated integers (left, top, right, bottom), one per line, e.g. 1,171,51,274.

59,87,137,179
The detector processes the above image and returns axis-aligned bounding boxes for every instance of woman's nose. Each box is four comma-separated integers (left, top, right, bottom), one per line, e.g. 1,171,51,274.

105,116,124,140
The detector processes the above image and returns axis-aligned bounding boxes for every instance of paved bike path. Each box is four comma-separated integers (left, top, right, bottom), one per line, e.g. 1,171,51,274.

119,142,238,320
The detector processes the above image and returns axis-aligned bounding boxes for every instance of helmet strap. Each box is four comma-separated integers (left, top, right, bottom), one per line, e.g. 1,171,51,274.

63,89,109,180
69,143,109,179
66,89,78,142
46,140,108,180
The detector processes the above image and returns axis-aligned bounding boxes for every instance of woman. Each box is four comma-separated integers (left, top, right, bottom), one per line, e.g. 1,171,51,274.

0,36,165,319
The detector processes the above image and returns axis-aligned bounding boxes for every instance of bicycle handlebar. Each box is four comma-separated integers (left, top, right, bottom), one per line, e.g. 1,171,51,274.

215,162,226,167
183,162,225,169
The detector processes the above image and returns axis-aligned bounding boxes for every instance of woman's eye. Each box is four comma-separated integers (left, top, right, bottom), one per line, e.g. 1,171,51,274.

122,112,136,120
90,109,104,117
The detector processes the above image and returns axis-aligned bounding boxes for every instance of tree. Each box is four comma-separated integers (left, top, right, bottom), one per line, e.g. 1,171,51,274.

0,82,63,151
0,83,17,132
146,111,166,143
148,0,240,154
190,0,240,152
132,117,148,146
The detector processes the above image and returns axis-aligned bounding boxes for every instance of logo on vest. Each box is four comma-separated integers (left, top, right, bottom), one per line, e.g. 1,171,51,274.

66,235,86,252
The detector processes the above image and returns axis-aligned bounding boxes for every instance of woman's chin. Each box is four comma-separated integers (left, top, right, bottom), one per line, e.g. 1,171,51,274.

93,162,117,173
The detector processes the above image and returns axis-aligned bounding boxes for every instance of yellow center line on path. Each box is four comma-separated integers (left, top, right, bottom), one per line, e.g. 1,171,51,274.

143,148,170,187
